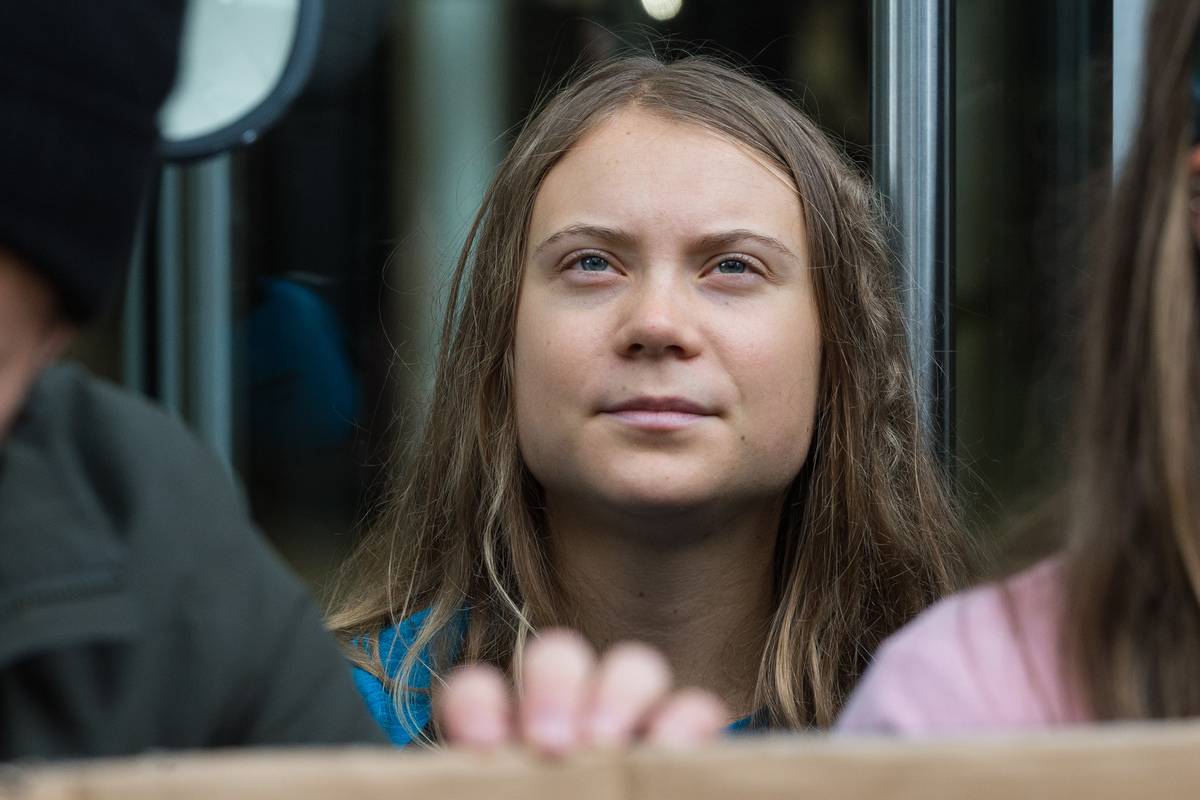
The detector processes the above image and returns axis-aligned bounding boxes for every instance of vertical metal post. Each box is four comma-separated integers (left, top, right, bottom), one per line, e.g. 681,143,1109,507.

1112,0,1149,174
871,0,955,467
400,0,506,393
185,155,234,467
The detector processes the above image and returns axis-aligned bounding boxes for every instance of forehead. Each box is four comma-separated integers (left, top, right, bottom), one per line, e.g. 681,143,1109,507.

528,107,805,247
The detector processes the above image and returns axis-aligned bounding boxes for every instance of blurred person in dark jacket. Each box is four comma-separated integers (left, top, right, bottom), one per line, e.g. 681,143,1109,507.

0,2,385,758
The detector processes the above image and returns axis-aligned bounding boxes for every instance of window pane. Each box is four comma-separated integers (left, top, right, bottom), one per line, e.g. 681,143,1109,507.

954,0,1110,542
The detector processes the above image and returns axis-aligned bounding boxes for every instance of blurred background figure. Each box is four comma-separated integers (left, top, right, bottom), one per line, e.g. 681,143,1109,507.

0,1,384,759
837,0,1200,734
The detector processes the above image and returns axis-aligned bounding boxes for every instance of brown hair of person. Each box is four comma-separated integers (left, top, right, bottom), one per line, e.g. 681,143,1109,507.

328,54,967,738
1060,0,1200,719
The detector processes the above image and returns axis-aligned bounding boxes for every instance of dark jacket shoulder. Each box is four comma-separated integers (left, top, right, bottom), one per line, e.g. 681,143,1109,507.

0,364,384,759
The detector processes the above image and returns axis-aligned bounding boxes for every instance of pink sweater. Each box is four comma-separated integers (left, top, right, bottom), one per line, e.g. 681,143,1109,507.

836,559,1087,735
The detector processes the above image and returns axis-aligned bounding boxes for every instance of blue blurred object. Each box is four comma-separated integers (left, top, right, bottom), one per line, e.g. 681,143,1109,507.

246,276,361,450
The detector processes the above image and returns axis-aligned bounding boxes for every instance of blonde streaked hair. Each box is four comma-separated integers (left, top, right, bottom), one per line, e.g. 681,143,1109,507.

328,54,966,739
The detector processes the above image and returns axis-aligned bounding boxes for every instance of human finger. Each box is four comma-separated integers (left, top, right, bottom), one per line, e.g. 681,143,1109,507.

645,688,728,749
436,663,513,749
583,641,672,747
518,628,597,755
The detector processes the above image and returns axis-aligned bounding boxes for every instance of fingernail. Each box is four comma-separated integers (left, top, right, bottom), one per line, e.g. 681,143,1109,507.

587,712,624,747
652,722,699,750
529,713,574,751
463,717,505,747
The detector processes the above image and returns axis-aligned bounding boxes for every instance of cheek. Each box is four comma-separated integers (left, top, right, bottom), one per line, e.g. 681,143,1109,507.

511,295,597,469
514,303,575,405
512,305,551,441
730,305,822,464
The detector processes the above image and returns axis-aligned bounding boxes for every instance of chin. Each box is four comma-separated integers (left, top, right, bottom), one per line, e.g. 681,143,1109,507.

595,477,731,517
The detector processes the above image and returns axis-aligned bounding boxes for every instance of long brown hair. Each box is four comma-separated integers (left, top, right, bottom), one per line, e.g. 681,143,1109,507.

329,55,966,736
1060,0,1200,719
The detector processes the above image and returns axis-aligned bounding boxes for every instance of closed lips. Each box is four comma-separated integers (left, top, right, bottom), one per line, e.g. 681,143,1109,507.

603,396,715,415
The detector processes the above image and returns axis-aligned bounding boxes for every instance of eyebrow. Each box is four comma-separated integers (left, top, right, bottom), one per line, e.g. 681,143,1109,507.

693,229,801,263
530,224,636,260
530,224,802,264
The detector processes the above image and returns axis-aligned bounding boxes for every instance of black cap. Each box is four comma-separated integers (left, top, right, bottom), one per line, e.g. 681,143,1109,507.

0,2,185,322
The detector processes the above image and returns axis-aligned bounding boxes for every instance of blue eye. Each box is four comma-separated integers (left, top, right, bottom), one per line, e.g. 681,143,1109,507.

716,259,748,274
578,254,611,272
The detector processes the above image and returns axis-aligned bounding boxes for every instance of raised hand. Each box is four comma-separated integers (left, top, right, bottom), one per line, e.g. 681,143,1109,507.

435,629,727,755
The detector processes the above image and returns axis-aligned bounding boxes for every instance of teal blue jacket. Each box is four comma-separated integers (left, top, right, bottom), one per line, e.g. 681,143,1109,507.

352,610,439,745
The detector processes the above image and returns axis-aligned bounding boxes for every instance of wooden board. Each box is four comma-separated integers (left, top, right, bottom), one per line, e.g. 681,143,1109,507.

4,722,1200,799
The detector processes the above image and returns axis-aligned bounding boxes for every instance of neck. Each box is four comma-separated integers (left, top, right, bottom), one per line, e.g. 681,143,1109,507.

545,497,780,720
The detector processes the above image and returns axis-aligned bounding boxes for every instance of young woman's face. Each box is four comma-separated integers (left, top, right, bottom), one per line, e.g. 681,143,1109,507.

513,107,822,519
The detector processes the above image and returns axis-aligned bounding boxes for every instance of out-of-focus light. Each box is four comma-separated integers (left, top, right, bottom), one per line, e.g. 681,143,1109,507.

640,0,682,22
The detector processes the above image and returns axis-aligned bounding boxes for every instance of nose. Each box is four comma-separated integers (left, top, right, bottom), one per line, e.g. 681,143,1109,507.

614,274,702,359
